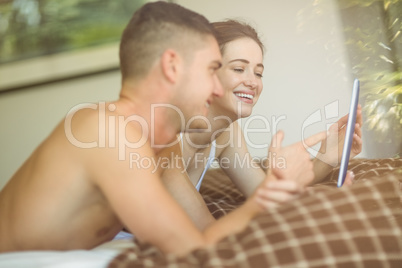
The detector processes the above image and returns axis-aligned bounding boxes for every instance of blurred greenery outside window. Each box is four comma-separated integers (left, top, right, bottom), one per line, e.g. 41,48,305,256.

337,0,401,155
0,0,149,64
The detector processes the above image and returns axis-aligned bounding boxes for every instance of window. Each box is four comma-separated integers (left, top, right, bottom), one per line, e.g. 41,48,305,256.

0,0,151,91
0,0,149,64
337,0,401,151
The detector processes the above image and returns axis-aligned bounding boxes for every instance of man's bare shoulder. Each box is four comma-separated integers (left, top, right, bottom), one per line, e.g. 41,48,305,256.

63,103,107,146
61,102,153,179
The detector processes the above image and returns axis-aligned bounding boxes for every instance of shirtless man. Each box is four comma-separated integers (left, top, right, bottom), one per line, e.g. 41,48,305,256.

0,2,310,256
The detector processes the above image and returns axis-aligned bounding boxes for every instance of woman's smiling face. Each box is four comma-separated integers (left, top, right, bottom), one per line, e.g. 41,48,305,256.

213,37,264,119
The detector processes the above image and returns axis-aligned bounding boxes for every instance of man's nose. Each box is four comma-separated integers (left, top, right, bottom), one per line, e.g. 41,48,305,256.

213,75,224,97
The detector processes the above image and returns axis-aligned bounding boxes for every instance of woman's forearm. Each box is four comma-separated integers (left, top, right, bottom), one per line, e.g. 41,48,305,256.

311,157,334,185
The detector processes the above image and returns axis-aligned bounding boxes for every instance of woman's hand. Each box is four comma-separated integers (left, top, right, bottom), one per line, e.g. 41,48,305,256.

267,130,327,186
316,105,363,167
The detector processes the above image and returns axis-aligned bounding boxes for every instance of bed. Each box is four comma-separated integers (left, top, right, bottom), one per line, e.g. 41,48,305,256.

108,158,402,268
0,158,401,268
0,233,135,268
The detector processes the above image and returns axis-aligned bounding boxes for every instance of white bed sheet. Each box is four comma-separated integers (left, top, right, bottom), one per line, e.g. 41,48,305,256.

0,232,135,268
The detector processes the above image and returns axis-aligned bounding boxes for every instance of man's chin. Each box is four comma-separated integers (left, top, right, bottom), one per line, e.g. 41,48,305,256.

183,112,210,131
184,128,209,133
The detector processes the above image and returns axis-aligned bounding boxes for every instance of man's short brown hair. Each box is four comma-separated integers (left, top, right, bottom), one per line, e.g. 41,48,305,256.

119,1,216,81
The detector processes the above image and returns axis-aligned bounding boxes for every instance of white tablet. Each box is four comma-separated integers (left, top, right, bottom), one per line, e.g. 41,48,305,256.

337,79,360,187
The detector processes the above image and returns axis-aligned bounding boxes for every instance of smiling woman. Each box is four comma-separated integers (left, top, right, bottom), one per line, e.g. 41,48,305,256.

160,20,362,234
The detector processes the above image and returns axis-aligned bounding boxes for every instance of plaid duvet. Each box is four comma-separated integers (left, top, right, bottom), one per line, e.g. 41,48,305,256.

109,158,402,267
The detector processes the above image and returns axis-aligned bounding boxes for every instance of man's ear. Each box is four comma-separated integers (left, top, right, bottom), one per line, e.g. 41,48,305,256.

161,49,181,83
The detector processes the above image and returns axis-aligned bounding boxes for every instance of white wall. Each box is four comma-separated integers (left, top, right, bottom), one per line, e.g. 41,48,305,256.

0,71,121,189
0,0,385,190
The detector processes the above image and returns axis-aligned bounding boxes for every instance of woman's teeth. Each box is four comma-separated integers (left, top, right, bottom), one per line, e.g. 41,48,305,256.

234,93,254,100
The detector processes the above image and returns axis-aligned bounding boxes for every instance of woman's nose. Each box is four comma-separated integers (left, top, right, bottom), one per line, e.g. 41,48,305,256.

244,78,257,89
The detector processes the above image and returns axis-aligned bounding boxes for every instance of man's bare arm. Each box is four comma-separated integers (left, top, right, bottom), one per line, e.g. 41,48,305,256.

88,144,205,255
158,143,216,230
78,121,261,256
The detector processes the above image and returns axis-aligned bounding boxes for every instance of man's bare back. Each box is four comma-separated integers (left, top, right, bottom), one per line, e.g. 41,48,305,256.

0,106,124,252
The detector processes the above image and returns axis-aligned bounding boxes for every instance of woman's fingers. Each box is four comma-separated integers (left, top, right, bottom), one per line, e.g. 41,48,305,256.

356,105,363,126
328,121,339,133
336,113,350,129
268,130,326,186
337,108,363,133
303,131,327,148
355,123,362,138
343,171,355,186
352,133,363,155
270,130,285,150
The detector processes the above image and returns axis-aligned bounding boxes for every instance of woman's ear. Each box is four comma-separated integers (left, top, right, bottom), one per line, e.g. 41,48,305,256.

161,49,181,83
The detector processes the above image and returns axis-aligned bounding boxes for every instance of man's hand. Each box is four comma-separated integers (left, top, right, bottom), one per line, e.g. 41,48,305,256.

268,130,327,186
252,168,305,210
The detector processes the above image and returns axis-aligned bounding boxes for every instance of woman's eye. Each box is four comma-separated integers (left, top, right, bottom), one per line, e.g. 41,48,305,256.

234,68,244,73
255,73,263,78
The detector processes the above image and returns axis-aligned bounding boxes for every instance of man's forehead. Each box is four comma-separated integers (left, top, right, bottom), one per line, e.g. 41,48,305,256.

207,36,222,58
195,37,221,60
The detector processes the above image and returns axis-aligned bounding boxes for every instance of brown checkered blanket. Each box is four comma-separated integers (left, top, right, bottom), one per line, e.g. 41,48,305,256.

109,158,402,268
